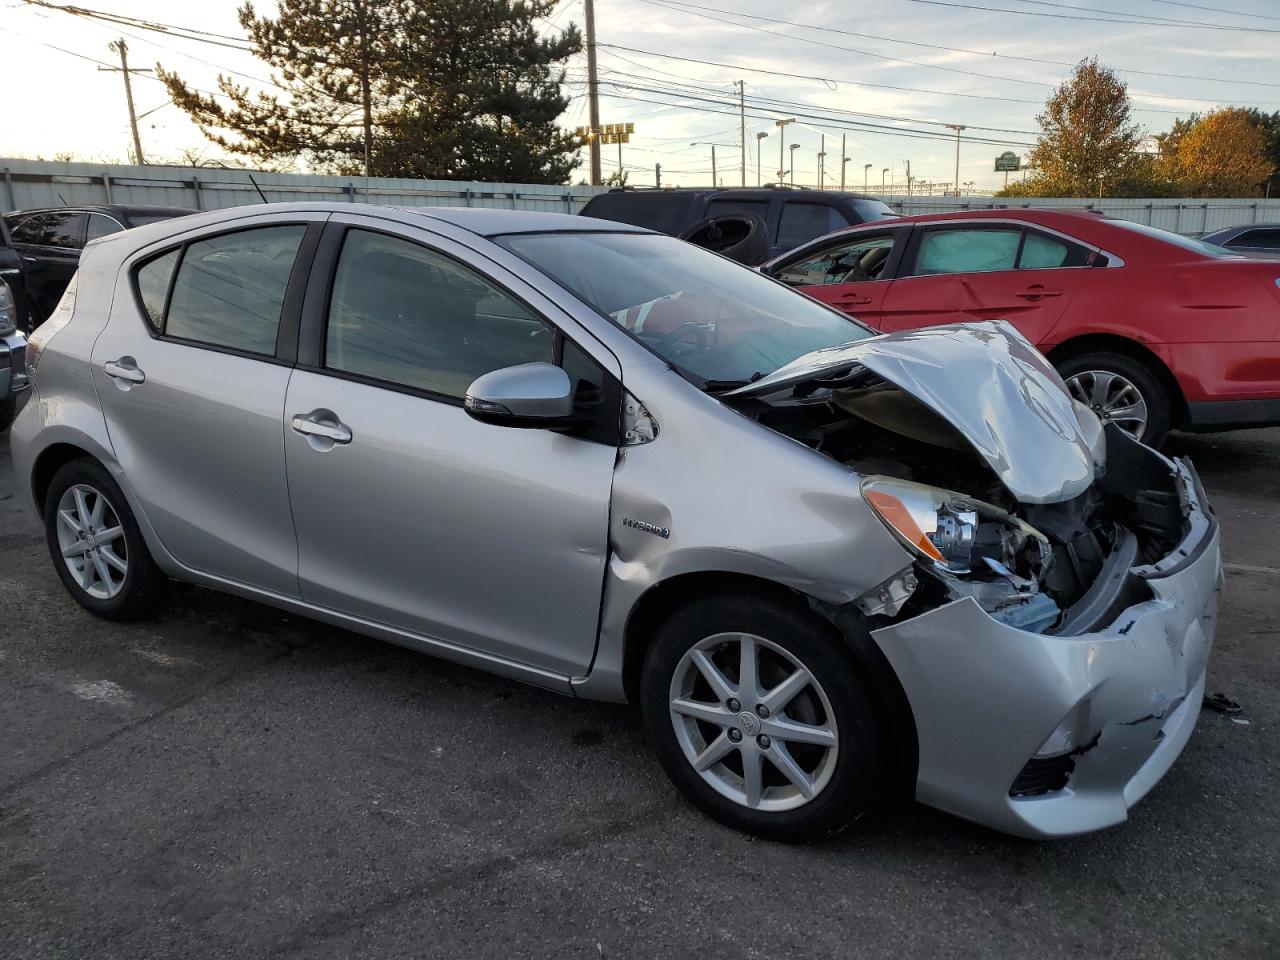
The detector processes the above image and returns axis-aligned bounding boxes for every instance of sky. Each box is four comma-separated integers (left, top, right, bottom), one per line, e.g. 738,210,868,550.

1,0,1278,193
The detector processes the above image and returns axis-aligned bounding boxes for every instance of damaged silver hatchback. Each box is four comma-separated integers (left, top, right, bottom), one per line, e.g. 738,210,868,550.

11,204,1220,841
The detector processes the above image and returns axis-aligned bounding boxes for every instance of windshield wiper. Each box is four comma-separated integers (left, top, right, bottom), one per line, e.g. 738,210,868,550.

702,371,764,393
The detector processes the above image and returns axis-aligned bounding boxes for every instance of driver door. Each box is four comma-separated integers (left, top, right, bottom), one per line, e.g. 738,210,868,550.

771,228,907,329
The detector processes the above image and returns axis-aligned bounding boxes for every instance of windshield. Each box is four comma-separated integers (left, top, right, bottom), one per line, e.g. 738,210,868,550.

497,231,872,387
1107,219,1243,258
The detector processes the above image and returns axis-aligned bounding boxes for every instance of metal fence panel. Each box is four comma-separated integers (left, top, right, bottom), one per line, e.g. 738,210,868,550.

4,159,1280,234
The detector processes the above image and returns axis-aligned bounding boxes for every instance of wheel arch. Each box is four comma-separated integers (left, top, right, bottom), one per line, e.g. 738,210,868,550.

620,569,919,799
1046,334,1188,428
31,441,100,512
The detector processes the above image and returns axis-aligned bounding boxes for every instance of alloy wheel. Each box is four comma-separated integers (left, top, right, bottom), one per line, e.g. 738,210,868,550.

55,483,128,600
668,632,839,812
1065,369,1149,440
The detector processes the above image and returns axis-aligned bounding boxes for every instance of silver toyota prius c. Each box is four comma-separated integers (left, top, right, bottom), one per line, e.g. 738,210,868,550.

10,203,1221,842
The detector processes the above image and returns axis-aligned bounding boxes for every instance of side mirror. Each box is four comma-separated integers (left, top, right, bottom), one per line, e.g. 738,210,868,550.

464,362,574,428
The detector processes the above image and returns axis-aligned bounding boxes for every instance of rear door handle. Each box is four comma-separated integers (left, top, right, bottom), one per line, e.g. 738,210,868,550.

103,357,145,384
1015,285,1063,300
834,295,873,306
291,411,352,445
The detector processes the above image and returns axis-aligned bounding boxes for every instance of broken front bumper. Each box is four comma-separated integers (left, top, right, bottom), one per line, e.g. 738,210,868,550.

871,461,1222,839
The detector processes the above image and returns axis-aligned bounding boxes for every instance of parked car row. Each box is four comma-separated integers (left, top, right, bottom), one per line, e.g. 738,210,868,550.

12,202,1221,843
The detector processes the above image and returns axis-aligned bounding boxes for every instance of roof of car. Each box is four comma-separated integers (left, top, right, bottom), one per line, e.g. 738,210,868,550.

585,186,884,202
400,205,648,236
1202,222,1280,239
6,204,198,219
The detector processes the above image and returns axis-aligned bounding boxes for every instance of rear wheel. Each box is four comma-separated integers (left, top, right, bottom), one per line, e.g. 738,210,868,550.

640,594,889,842
1056,351,1170,447
43,457,167,620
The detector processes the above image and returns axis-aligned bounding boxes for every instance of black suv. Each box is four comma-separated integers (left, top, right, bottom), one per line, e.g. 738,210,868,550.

578,187,895,264
3,204,195,328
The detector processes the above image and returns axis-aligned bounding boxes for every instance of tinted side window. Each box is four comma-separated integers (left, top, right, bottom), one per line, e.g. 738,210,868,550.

87,213,124,242
579,193,696,234
915,228,1020,275
325,229,555,399
11,213,86,248
705,198,769,221
776,234,896,286
1231,228,1280,249
1018,230,1093,269
135,248,180,330
165,225,306,354
777,203,849,249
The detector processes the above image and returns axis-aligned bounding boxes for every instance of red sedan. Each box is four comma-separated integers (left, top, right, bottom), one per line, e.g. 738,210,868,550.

763,209,1280,446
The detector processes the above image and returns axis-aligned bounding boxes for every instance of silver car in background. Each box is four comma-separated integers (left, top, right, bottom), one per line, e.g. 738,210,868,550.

11,203,1221,841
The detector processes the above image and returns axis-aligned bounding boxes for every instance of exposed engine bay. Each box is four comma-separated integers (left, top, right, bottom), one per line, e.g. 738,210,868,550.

725,371,1193,635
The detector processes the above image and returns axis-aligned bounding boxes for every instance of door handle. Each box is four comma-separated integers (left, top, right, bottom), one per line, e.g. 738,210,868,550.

834,295,873,306
291,411,352,445
1015,285,1063,301
103,357,145,384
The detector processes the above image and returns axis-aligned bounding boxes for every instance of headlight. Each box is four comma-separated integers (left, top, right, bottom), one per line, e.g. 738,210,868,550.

861,476,1050,576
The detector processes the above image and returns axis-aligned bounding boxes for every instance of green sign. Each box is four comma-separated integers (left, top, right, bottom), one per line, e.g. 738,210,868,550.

995,151,1021,172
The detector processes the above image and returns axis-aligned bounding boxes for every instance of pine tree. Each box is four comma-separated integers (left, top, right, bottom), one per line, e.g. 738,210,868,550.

158,1,400,174
375,1,582,183
157,0,582,182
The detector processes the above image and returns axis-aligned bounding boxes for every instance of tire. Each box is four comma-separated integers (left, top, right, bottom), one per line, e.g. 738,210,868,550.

43,457,167,620
678,213,769,265
1055,351,1171,448
640,593,889,842
0,396,14,434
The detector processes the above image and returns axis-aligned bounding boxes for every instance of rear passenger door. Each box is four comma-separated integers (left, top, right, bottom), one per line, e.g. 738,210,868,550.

282,216,620,678
93,213,325,595
879,223,1089,344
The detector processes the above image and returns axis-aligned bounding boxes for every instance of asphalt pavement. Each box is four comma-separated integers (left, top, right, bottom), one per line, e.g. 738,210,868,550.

1,427,1277,959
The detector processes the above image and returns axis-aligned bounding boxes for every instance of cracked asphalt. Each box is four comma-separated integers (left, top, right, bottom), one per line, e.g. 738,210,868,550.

1,427,1277,959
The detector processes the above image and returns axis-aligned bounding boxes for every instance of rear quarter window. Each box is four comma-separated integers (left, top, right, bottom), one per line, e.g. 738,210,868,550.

134,248,181,330
579,193,696,234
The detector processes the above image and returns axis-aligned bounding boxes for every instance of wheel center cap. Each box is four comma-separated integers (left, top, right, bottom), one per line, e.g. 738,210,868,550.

84,533,98,550
738,711,760,736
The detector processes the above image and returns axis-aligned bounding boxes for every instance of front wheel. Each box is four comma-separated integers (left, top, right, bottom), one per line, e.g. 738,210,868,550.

1056,351,1171,448
640,595,889,842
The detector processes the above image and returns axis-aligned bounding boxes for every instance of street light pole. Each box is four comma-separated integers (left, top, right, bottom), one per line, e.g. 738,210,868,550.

864,163,872,191
775,118,795,183
840,134,848,190
882,167,889,194
755,131,768,186
789,144,799,186
736,80,746,187
817,134,825,190
945,124,965,197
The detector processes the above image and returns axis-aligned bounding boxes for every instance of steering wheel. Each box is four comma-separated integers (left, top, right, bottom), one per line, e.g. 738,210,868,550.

652,321,713,356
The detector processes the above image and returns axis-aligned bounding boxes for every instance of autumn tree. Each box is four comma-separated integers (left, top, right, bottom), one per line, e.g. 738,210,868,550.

158,0,582,183
1018,58,1146,198
1160,108,1273,197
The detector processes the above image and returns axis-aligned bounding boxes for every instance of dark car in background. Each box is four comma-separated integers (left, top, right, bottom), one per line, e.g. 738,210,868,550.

578,187,895,265
3,204,195,328
1201,223,1280,258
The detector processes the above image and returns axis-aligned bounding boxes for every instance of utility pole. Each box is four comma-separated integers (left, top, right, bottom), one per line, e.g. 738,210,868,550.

946,124,965,197
655,163,661,187
906,159,912,198
584,0,602,186
817,135,825,190
775,118,795,183
99,39,151,165
840,134,848,190
755,131,768,186
736,80,746,187
711,145,716,186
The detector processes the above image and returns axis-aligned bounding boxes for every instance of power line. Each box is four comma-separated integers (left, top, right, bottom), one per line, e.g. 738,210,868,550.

907,0,1279,32
1144,0,1280,19
596,62,1043,136
629,0,1280,90
641,0,1280,105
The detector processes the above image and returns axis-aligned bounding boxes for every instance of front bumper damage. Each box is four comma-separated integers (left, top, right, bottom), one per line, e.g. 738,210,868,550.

871,459,1222,839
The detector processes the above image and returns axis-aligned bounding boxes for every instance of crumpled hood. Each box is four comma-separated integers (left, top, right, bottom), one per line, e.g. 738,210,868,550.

727,321,1104,504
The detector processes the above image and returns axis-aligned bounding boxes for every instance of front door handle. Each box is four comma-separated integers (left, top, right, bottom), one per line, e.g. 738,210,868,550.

291,411,352,445
833,294,873,306
103,357,145,384
1015,285,1063,301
